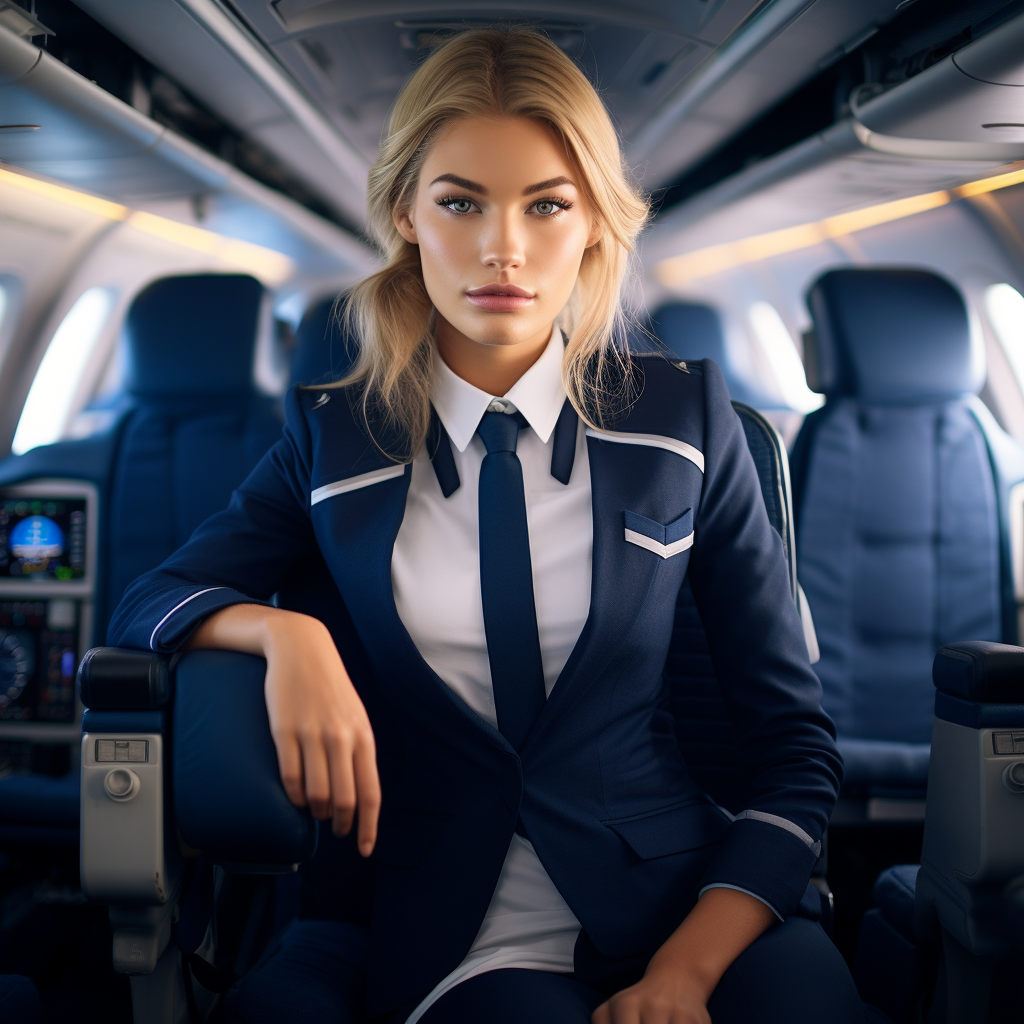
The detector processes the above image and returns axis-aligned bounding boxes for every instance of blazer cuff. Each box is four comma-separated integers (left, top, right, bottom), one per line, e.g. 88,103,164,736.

698,883,784,922
698,815,820,919
147,586,269,653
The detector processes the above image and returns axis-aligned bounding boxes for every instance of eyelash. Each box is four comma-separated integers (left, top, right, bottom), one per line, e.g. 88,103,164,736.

435,195,574,216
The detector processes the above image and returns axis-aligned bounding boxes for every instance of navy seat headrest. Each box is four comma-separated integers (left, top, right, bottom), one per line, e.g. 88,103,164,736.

289,294,356,388
123,274,264,399
805,268,979,405
649,301,779,408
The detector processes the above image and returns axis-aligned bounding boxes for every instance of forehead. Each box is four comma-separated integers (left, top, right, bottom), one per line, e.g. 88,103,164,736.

420,116,575,186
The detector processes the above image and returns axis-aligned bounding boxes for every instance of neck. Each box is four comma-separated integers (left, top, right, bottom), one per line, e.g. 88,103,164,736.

435,316,552,395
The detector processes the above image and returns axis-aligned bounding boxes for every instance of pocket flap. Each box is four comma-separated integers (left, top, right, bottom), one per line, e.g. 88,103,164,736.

604,801,730,860
372,807,454,868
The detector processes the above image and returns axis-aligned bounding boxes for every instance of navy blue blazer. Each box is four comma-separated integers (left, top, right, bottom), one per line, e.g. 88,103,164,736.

108,356,842,1016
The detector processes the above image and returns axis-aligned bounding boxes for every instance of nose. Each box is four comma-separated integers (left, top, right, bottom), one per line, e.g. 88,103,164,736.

481,208,524,274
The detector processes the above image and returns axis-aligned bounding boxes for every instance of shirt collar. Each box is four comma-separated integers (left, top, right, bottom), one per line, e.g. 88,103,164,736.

431,326,566,453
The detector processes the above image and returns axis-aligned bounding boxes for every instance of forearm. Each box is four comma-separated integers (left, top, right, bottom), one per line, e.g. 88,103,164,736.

647,887,776,1000
593,886,776,1023
182,603,328,658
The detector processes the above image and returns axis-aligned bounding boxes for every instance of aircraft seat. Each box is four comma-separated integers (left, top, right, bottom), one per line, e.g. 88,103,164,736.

649,302,786,409
0,274,284,847
853,642,1024,1022
790,268,1024,798
289,294,354,388
0,974,39,1022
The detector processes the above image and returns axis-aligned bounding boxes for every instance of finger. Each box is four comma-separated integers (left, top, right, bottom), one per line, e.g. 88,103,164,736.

326,730,357,836
274,732,306,807
300,735,333,820
353,728,382,855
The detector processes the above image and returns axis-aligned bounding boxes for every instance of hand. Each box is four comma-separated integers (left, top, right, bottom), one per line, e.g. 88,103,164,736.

263,612,381,853
591,971,711,1024
186,604,381,854
592,886,777,1024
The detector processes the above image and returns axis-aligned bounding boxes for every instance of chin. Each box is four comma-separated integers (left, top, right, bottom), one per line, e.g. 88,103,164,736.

453,316,544,350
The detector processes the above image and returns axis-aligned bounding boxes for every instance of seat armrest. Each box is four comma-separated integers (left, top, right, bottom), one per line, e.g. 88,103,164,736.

933,642,1024,703
173,649,318,869
78,647,172,710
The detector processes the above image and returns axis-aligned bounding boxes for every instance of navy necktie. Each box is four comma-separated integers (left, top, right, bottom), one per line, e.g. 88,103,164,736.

476,409,546,752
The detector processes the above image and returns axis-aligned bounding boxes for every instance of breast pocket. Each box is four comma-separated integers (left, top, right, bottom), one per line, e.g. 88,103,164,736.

623,509,693,559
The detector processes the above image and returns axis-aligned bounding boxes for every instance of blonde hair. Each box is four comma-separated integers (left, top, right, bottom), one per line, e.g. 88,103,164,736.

338,27,649,460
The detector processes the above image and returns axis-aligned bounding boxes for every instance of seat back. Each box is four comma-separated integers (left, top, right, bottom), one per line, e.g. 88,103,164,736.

105,275,285,620
0,274,284,643
289,294,355,388
668,400,798,813
790,268,1022,789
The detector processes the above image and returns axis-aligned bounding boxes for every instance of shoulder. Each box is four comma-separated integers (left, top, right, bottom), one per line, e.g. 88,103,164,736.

610,352,733,447
284,383,399,481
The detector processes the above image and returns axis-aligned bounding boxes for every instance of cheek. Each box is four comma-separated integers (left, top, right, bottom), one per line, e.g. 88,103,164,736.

530,223,590,291
415,216,471,284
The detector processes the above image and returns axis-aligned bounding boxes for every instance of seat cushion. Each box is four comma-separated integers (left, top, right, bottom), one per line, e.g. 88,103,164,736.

796,399,1001,747
0,773,79,826
0,975,39,1023
854,866,924,1024
224,920,368,1024
837,739,930,789
873,864,920,939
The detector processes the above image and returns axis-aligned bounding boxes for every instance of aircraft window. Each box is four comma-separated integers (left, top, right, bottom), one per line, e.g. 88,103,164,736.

747,301,823,413
12,288,115,456
984,284,1024,394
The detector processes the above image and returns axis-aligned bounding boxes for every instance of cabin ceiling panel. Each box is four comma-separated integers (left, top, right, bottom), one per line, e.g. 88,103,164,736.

229,0,762,168
72,0,370,225
633,0,902,186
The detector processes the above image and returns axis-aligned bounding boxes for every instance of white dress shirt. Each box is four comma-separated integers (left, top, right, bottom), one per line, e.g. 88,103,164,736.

391,327,591,1022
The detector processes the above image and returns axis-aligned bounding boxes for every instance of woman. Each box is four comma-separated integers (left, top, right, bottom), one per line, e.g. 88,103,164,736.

109,28,862,1024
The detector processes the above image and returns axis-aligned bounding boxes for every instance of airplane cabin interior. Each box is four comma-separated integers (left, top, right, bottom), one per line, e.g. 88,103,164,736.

2,0,1024,1021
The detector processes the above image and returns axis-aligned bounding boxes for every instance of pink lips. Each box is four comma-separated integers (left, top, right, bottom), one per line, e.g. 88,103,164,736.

466,283,535,312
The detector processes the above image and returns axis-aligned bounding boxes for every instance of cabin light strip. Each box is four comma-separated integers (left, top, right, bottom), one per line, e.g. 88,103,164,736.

0,167,293,283
656,164,1024,286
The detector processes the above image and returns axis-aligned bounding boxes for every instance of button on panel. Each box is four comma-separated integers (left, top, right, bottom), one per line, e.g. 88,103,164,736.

95,739,148,763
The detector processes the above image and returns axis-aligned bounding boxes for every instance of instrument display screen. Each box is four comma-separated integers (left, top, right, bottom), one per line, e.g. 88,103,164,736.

0,497,87,581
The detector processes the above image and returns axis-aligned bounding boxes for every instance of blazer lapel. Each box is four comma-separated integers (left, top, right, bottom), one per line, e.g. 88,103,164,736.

524,433,666,749
311,451,514,753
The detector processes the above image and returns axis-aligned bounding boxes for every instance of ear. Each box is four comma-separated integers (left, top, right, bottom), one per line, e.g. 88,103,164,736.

585,216,604,249
394,206,419,244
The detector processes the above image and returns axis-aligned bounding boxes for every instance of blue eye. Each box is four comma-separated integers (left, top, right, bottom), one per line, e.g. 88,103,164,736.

531,198,572,216
441,197,476,214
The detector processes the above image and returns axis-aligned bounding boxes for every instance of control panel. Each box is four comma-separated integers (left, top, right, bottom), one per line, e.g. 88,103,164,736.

0,479,97,742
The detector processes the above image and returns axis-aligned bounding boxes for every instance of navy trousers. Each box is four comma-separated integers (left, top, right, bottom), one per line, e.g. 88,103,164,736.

225,917,865,1024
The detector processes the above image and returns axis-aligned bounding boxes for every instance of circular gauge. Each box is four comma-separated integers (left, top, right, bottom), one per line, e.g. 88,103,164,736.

0,630,34,711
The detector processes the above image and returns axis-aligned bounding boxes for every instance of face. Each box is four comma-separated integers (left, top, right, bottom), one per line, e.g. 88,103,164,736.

394,115,602,387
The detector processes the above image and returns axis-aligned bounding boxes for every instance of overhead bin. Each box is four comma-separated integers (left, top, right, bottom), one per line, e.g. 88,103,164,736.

648,11,1024,278
852,9,1024,160
0,25,374,278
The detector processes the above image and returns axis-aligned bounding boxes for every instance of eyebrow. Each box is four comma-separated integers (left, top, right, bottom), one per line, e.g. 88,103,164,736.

522,176,576,195
429,173,487,194
427,173,578,196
